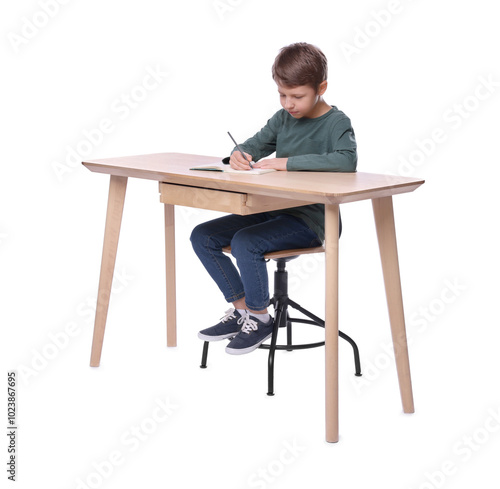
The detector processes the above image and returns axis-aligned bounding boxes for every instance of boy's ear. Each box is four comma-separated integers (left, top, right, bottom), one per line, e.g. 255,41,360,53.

318,80,328,95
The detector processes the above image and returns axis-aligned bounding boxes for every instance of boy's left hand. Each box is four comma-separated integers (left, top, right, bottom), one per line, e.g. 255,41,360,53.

253,158,288,171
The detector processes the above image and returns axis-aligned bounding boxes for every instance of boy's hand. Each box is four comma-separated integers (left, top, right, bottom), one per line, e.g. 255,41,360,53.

253,158,288,171
230,151,254,170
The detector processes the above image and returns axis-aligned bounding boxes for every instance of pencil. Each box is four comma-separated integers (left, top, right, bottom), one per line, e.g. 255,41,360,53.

227,131,253,169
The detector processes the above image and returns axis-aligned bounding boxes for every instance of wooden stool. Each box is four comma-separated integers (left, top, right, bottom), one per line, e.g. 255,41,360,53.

200,246,362,395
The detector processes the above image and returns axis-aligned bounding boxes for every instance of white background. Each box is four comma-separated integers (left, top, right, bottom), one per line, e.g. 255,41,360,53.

2,0,499,488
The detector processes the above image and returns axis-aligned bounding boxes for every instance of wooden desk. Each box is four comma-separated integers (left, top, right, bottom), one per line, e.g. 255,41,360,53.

82,152,424,442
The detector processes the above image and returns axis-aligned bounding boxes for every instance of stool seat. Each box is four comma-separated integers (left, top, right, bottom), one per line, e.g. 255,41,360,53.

221,245,325,261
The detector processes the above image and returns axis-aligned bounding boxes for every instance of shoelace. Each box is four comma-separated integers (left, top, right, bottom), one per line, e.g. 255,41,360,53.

238,314,258,335
220,308,259,334
220,308,237,323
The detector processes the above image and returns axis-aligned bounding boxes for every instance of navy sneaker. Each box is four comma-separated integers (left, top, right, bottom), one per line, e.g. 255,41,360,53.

198,308,246,341
225,314,274,355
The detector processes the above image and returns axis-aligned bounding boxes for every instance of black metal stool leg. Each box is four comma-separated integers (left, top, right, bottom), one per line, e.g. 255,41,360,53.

267,300,286,396
338,331,362,376
200,341,209,368
286,312,293,352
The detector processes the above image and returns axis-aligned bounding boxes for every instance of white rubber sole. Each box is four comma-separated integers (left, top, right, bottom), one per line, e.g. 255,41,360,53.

197,331,238,341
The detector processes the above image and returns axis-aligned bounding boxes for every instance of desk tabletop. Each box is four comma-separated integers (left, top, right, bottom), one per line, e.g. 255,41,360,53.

82,152,424,204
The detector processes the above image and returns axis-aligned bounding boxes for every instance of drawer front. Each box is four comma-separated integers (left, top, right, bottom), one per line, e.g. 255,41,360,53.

160,183,247,214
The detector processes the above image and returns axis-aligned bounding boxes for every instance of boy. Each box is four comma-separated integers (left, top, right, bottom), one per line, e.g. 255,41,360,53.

190,42,357,355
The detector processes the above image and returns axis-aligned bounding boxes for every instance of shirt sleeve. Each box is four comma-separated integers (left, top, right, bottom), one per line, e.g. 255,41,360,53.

286,117,357,172
231,112,281,162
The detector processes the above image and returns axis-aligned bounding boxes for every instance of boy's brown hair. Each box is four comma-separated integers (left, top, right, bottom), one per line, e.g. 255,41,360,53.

272,42,328,92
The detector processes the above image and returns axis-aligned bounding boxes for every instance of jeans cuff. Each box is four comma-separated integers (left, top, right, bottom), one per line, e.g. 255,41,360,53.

244,299,270,311
225,291,246,303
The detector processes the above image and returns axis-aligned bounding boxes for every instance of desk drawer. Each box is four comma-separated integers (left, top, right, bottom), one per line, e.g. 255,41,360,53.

159,183,311,215
160,183,247,213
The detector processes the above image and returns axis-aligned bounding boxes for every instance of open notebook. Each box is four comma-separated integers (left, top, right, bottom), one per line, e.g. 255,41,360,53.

190,163,276,175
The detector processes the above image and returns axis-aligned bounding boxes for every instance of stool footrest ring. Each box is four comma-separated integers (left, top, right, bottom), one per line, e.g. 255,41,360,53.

259,341,325,351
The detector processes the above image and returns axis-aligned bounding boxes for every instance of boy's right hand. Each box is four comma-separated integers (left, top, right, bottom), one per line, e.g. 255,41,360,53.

230,151,254,171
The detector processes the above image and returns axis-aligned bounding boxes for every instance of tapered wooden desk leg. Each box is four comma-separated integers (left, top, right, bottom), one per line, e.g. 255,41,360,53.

325,204,340,443
372,196,415,413
90,175,128,367
164,204,177,347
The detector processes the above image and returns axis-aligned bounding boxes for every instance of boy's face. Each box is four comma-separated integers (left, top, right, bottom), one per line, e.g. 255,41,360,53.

277,82,327,119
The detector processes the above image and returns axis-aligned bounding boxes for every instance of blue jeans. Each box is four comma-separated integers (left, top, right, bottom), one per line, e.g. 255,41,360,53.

190,212,325,311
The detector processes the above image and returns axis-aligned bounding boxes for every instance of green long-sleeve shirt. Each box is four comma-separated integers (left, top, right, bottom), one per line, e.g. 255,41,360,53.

234,106,357,241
